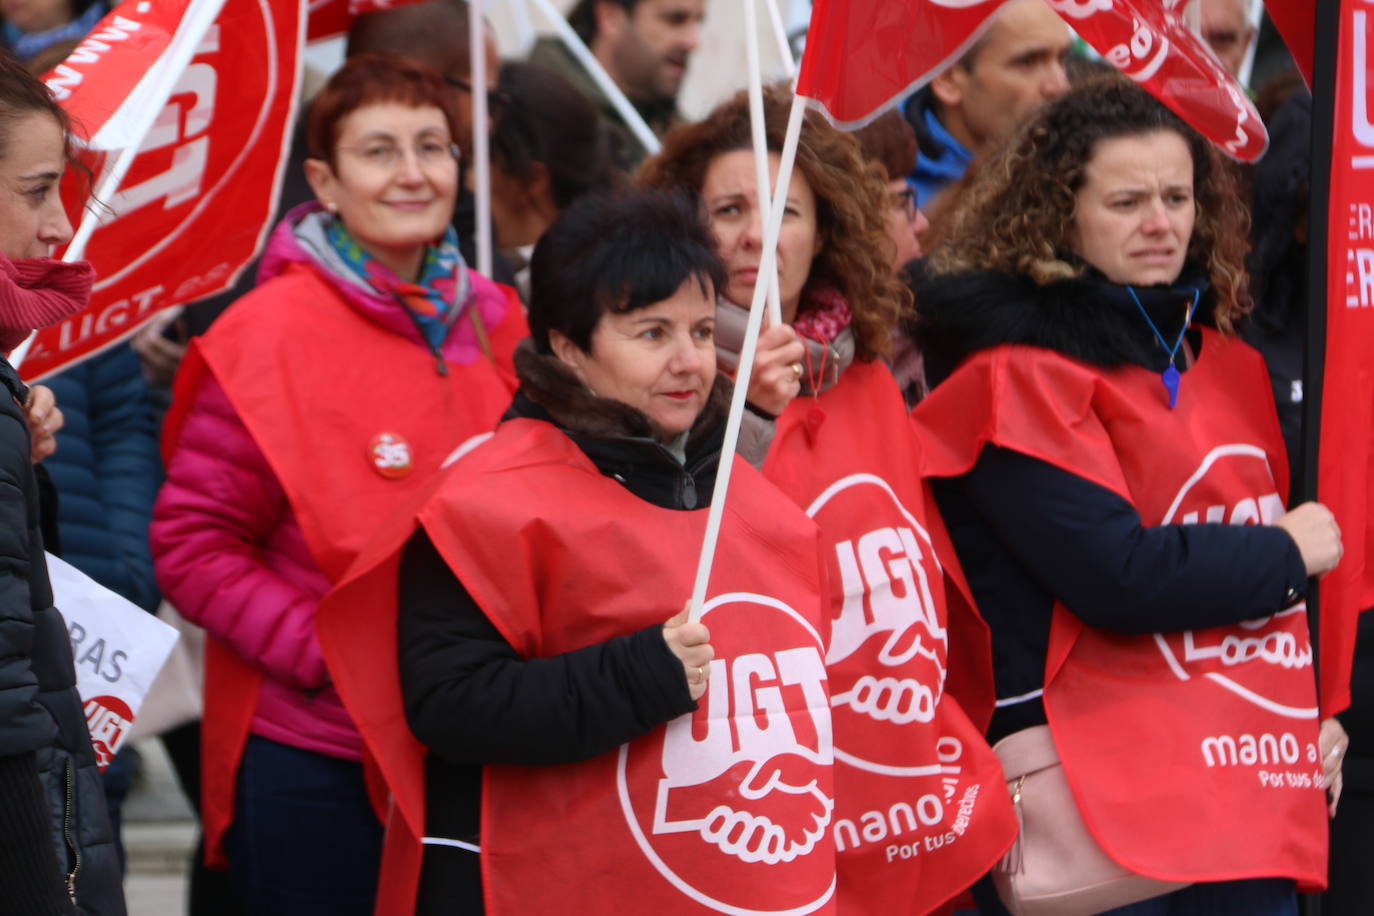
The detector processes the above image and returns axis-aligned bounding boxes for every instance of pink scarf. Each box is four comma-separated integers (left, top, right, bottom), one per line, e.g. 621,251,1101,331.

0,252,94,353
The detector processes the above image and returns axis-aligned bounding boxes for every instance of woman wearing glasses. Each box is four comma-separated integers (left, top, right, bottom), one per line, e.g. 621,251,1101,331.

150,53,527,915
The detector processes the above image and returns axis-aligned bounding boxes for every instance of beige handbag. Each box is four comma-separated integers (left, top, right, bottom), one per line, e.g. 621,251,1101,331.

991,725,1190,916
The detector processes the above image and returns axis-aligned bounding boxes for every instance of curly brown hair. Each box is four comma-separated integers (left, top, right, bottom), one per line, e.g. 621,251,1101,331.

639,86,910,361
928,76,1251,333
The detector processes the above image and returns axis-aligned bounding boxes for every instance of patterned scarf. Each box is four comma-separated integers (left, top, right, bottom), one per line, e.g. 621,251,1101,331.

0,251,94,353
324,219,470,350
714,284,856,396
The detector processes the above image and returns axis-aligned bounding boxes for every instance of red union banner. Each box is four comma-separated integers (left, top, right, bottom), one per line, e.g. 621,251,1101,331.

1317,0,1374,716
43,0,194,139
19,0,303,382
795,0,1266,160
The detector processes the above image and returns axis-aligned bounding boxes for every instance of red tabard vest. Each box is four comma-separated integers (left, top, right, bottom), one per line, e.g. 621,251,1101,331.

318,418,839,916
161,262,526,866
913,330,1327,887
762,360,1017,915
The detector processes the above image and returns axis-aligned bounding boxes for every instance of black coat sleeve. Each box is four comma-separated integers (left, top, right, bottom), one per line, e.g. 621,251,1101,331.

957,445,1308,634
0,409,57,756
397,528,698,766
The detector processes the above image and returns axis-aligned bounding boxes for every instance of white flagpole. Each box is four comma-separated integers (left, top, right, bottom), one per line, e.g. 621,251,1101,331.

469,0,493,278
6,330,37,369
9,0,228,373
1236,0,1264,90
762,0,796,78
745,0,783,326
688,94,807,623
526,0,661,156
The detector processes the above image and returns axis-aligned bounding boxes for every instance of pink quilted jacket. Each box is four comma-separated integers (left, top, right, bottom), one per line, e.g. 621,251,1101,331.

150,202,517,759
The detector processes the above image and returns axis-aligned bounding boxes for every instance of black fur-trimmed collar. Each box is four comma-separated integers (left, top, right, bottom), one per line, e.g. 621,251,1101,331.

912,265,1216,389
508,340,733,510
511,339,732,454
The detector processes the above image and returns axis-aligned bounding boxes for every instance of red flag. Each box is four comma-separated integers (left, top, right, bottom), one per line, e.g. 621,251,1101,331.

1056,0,1266,161
1316,0,1374,716
793,0,1002,128
19,0,304,381
795,0,1266,161
1265,0,1315,86
43,0,196,138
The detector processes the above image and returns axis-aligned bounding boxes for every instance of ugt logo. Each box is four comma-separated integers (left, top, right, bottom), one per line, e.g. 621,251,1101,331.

1152,444,1318,720
618,593,835,915
808,474,953,776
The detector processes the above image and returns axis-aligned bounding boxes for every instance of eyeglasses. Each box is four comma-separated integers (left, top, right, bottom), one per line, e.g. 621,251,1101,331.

443,75,512,117
335,139,461,171
891,187,919,223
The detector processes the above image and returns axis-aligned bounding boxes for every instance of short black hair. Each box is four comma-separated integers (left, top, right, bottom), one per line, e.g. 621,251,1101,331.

528,188,725,354
567,0,638,43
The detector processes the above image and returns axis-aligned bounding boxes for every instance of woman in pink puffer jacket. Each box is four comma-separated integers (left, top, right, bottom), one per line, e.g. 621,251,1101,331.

150,54,526,915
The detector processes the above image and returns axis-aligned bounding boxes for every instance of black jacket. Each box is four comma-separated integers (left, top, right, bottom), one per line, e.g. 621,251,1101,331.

914,268,1309,742
1243,88,1312,500
0,359,124,916
398,344,725,913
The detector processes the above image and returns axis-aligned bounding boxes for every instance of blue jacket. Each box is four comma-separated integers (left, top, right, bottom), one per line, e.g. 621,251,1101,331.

902,87,973,208
44,345,161,611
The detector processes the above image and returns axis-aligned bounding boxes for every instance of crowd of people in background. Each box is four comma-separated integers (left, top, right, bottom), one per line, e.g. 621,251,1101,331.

0,0,1368,915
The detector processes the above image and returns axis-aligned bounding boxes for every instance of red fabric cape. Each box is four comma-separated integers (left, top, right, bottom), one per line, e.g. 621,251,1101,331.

761,360,1017,914
319,417,840,915
161,262,525,866
913,331,1327,887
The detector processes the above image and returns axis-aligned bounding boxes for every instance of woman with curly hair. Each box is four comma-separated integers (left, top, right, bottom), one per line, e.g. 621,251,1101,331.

641,88,1018,915
913,76,1346,915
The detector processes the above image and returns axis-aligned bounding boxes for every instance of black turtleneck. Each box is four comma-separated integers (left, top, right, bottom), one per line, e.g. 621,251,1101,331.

914,268,1309,743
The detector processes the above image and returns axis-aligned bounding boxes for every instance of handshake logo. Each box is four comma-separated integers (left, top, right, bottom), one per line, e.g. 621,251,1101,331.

618,594,835,915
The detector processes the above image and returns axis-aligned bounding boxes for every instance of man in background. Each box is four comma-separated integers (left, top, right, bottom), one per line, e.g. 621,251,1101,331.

529,0,704,168
901,0,1072,210
1200,0,1257,80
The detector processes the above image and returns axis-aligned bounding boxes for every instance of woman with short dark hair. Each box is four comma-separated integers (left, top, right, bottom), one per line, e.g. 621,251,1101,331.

914,76,1345,915
318,189,835,914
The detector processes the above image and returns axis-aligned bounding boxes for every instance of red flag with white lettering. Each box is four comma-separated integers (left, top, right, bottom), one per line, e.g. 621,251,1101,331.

18,0,303,381
1315,0,1374,716
794,0,1266,160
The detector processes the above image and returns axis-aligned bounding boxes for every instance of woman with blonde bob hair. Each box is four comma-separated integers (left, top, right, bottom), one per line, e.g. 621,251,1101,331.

913,76,1346,915
641,88,1020,914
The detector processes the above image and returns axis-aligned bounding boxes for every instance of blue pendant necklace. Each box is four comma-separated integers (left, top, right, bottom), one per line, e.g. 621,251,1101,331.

1126,286,1199,409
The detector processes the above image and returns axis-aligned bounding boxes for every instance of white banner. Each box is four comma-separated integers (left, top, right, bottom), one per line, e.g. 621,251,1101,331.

50,553,180,769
